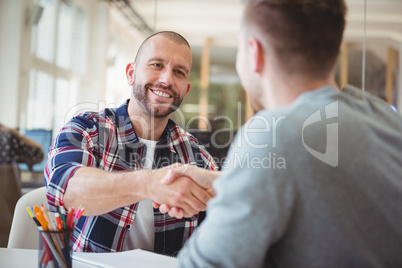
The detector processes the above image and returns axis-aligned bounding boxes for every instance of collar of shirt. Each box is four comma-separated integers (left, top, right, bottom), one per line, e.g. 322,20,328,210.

116,100,176,154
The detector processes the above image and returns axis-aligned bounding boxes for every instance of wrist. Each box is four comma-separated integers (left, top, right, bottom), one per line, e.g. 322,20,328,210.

134,169,157,200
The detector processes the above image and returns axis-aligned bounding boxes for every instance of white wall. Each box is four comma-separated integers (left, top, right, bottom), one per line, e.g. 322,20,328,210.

79,0,109,105
0,0,26,128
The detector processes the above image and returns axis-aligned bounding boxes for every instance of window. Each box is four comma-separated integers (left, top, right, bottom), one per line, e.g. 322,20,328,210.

28,0,88,136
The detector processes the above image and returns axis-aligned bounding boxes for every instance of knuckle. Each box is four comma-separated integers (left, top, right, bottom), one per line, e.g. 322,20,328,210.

172,193,186,205
179,177,191,186
177,191,187,199
196,203,206,211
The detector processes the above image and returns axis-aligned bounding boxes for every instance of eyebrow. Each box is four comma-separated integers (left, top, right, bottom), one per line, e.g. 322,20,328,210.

148,57,190,76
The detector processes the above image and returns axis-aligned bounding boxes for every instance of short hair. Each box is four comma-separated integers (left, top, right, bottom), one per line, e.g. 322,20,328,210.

134,31,191,63
242,0,347,77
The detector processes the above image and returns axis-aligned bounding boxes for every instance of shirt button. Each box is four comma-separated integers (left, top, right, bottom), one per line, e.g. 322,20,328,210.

126,225,131,230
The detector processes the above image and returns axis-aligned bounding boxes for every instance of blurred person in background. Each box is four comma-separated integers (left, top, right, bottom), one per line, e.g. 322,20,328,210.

0,123,44,246
0,123,44,168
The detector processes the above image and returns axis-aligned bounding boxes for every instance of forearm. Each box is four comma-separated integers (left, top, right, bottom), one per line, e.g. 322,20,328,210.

63,165,211,217
64,167,150,216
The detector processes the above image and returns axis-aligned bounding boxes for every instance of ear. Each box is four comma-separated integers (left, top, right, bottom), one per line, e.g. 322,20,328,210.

249,38,264,73
185,82,191,96
126,62,135,86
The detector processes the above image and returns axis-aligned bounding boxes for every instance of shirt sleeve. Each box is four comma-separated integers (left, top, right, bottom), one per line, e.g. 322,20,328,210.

177,118,297,268
44,115,100,210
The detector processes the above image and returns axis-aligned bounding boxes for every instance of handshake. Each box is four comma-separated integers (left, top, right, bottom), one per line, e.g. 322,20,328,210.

150,164,221,219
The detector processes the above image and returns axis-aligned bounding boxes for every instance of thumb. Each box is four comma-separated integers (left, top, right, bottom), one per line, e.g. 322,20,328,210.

161,165,187,184
161,169,177,184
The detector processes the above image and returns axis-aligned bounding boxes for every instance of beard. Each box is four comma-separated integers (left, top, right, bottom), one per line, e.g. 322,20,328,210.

132,82,184,118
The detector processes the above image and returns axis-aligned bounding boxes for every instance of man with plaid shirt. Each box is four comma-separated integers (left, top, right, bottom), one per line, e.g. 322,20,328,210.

44,31,217,255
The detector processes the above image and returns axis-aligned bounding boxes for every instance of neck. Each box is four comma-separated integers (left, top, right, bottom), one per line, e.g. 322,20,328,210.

127,98,169,141
261,72,339,110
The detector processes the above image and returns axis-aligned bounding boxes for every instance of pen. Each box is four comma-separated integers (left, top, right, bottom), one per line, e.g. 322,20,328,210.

26,207,41,227
78,208,85,218
59,205,67,230
74,207,84,226
33,205,48,231
55,212,62,231
68,208,75,230
40,205,54,231
27,207,54,266
58,205,71,261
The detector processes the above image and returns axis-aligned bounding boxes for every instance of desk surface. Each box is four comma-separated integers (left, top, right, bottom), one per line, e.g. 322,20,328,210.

0,247,178,268
0,248,93,268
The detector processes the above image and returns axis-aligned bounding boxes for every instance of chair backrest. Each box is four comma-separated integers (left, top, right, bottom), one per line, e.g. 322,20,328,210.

7,186,47,249
0,164,22,247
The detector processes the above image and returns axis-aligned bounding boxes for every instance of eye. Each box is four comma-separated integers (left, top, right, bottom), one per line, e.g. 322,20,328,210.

151,63,163,68
175,70,186,77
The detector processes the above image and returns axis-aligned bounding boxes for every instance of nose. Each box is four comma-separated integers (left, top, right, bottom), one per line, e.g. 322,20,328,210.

159,69,174,87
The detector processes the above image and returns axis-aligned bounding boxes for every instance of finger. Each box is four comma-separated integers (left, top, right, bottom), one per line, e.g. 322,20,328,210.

168,207,184,219
159,204,171,214
189,184,213,209
152,201,160,209
176,165,213,190
175,208,184,219
161,164,189,184
182,209,197,218
171,162,183,168
172,177,209,212
177,202,198,218
183,195,207,213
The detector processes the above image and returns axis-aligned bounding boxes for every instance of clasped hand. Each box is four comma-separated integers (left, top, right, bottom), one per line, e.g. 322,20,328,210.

150,164,217,219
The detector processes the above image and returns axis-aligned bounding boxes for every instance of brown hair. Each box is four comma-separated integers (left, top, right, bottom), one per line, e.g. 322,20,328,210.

242,0,347,78
134,31,191,63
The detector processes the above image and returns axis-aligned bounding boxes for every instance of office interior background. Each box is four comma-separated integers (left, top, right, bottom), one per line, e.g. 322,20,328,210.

0,0,401,246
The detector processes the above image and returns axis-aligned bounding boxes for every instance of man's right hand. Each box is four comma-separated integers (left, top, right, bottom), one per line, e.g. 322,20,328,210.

147,166,215,218
152,165,221,218
63,164,217,218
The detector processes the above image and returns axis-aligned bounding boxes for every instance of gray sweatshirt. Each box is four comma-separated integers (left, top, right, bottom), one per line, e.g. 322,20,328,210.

177,85,402,268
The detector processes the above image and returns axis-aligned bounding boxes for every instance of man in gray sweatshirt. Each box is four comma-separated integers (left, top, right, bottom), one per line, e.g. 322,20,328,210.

155,0,402,267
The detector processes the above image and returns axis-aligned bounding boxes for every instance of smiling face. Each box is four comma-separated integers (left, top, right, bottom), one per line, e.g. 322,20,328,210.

127,34,192,119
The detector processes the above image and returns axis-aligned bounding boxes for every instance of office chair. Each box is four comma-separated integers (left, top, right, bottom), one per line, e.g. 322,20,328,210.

0,164,22,247
7,186,47,249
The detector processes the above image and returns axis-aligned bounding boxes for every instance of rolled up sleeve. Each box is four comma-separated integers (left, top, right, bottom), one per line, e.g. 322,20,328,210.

44,115,99,211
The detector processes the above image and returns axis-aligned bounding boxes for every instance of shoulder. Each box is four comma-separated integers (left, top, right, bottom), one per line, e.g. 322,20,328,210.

68,107,119,130
224,89,340,170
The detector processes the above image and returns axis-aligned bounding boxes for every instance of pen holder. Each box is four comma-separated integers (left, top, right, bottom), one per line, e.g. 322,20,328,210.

38,230,73,268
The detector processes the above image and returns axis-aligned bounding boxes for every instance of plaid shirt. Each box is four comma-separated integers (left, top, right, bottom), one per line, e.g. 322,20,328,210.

44,100,217,255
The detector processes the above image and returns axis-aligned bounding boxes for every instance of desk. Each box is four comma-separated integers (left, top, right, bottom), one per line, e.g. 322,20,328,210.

0,248,93,268
0,247,177,267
